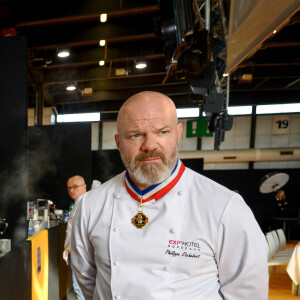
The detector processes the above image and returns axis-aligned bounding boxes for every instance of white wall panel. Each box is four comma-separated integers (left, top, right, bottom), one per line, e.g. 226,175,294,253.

220,136,235,150
235,116,251,135
253,162,271,169
203,163,216,170
269,161,295,168
178,119,198,151
210,163,234,170
102,121,117,150
234,136,250,149
255,134,271,148
233,163,249,169
286,161,300,168
220,116,251,150
91,122,99,150
254,160,300,169
290,114,300,134
201,136,215,150
179,137,198,151
256,115,272,134
289,134,300,147
204,162,249,170
256,114,300,149
270,134,290,147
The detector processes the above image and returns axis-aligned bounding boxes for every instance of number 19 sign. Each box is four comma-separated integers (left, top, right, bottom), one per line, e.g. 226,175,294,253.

272,115,290,134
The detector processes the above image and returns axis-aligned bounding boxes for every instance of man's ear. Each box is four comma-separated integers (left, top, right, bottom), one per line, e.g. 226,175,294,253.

114,134,120,149
177,123,183,142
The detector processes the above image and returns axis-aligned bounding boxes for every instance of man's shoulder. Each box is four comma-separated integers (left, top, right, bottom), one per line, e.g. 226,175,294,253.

181,166,247,215
84,171,125,201
182,166,237,201
183,166,230,190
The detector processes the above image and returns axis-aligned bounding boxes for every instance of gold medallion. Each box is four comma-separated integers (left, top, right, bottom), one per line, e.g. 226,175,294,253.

132,197,149,229
132,212,149,229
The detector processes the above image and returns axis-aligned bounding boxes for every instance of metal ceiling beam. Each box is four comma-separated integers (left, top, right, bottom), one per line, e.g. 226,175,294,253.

238,62,300,68
261,41,300,49
35,53,165,71
16,5,159,28
31,33,160,50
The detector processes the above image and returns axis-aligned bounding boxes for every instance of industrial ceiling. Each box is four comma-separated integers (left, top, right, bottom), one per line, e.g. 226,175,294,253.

0,0,299,119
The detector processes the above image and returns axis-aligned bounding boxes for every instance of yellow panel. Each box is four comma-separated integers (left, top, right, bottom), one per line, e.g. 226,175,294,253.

27,230,49,300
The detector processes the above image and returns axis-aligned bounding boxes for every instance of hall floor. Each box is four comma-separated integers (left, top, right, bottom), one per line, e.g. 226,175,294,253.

269,240,299,300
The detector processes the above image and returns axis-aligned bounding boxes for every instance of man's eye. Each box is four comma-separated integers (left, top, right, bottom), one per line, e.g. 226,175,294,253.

161,131,168,134
131,134,140,139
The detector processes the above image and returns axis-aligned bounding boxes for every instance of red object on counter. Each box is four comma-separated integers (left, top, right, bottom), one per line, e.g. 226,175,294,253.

2,28,17,37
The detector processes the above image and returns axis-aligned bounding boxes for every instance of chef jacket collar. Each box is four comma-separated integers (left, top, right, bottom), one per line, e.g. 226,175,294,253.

124,159,185,203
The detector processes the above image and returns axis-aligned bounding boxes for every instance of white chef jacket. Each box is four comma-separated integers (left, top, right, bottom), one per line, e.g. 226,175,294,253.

71,163,269,300
63,195,83,264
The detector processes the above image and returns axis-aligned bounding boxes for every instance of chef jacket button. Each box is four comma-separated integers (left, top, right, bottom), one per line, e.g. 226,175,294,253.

114,295,121,299
170,228,176,234
114,193,120,199
163,266,170,271
177,191,183,196
113,261,120,266
113,227,119,232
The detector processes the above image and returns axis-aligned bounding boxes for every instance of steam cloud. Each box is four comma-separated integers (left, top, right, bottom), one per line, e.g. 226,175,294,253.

0,127,60,204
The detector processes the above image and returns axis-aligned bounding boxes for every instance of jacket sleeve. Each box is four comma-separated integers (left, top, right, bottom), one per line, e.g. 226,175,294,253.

216,194,269,300
63,195,84,264
71,196,96,300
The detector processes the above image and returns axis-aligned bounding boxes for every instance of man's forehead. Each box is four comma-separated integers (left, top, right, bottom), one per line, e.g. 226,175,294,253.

117,92,178,133
125,108,169,121
67,177,83,185
125,110,175,128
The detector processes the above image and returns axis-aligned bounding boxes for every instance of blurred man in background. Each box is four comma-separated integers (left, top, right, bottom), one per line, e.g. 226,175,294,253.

63,175,86,300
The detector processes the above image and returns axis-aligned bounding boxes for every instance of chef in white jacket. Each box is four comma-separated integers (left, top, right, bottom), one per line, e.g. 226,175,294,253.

63,175,87,300
71,91,269,300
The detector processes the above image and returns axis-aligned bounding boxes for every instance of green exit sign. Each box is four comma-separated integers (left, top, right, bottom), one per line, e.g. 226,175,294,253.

186,118,213,137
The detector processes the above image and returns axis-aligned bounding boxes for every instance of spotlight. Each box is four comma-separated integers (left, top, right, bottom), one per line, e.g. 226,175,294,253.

99,60,105,66
99,40,106,47
57,48,70,58
100,13,107,23
66,84,76,91
135,62,147,69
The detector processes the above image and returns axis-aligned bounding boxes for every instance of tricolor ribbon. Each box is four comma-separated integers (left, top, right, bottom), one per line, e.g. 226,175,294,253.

124,160,185,203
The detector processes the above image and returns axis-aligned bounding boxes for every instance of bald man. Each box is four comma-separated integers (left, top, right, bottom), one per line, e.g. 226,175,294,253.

64,175,86,300
71,92,268,300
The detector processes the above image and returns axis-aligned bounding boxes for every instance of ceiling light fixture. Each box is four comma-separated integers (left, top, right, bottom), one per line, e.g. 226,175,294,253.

66,84,76,91
99,60,105,66
100,13,107,23
57,48,70,58
99,40,106,47
135,62,147,69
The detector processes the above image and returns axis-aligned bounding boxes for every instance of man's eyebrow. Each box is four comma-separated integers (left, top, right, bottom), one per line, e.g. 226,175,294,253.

127,129,142,134
158,126,171,130
125,125,172,134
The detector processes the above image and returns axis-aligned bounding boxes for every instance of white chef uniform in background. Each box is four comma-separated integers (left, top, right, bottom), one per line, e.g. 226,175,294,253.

63,194,83,264
71,160,268,300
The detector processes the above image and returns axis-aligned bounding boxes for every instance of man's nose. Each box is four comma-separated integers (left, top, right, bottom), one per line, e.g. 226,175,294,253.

140,134,158,152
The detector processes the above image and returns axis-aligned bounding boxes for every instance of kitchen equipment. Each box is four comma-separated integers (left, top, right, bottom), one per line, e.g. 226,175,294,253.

0,219,8,235
0,238,11,254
